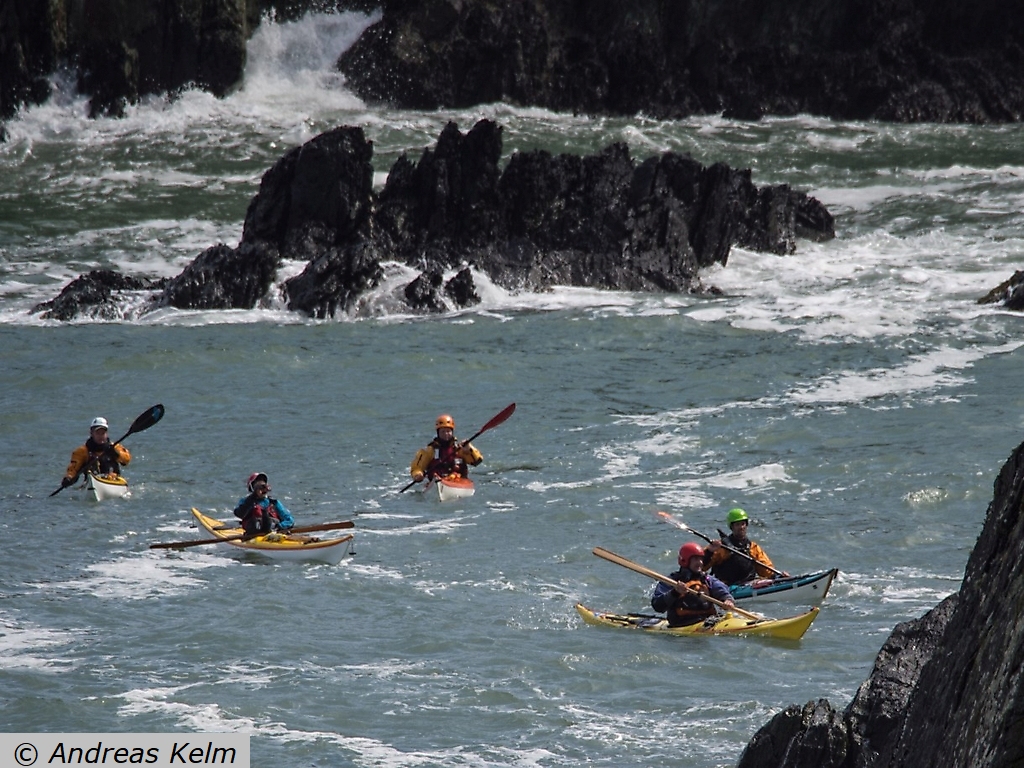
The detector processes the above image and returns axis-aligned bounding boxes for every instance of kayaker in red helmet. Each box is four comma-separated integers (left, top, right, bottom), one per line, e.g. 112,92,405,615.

233,472,294,535
410,414,483,483
651,542,734,626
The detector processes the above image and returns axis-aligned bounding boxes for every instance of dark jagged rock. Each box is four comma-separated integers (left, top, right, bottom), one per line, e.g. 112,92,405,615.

737,439,1024,768
160,241,280,310
2,0,349,134
337,0,1024,124
445,267,480,308
403,266,480,312
284,241,384,318
404,269,446,313
242,125,375,259
1,0,66,127
35,119,833,320
32,269,161,321
79,39,139,119
978,270,1024,311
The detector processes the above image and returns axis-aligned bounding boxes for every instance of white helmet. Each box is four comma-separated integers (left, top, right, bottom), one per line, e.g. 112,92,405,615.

90,417,108,430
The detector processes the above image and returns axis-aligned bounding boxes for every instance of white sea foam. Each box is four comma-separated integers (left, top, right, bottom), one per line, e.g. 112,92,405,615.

0,614,78,671
44,553,226,600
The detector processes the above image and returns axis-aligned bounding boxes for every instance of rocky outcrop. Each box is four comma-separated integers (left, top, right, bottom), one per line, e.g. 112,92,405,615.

33,269,163,321
0,0,373,132
736,438,1024,768
176,119,833,318
338,0,1024,123
32,120,834,320
978,271,1024,311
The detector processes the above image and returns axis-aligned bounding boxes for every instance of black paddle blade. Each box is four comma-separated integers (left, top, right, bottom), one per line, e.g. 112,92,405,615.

114,403,164,444
130,403,165,434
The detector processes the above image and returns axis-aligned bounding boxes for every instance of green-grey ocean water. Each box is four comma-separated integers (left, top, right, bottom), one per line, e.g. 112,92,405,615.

2,11,1024,768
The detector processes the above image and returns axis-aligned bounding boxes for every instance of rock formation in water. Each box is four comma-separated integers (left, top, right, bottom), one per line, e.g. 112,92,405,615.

33,119,834,320
979,271,1024,311
338,0,1024,123
6,0,1024,139
735,438,1024,768
0,0,375,130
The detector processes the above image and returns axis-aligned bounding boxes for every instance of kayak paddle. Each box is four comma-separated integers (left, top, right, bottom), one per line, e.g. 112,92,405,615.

592,546,765,622
399,402,516,492
656,510,786,577
50,403,166,497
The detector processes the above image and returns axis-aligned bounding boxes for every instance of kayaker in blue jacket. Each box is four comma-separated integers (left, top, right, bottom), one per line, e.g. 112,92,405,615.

233,472,294,535
651,542,734,626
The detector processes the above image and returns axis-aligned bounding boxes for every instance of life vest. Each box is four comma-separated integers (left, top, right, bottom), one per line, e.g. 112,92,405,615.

84,437,123,476
236,498,281,534
710,535,758,585
668,578,718,625
426,438,465,478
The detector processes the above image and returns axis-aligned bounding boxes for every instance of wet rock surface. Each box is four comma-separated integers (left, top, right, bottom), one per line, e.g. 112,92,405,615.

32,120,833,320
338,0,1024,124
736,438,1024,768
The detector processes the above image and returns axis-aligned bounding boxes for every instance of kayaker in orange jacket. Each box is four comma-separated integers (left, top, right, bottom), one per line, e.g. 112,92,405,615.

410,414,483,482
61,417,131,489
703,508,789,585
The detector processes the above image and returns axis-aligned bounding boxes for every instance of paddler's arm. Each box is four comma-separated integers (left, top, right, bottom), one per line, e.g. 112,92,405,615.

411,447,433,481
456,441,482,466
64,445,90,484
272,499,294,530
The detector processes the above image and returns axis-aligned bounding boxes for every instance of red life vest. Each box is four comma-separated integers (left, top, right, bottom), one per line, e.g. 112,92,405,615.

426,438,464,477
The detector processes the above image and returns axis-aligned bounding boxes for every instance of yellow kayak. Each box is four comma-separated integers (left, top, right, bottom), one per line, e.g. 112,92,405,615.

191,508,353,564
575,603,819,640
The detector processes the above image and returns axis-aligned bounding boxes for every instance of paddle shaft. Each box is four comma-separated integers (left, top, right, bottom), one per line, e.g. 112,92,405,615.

713,527,786,577
655,511,785,577
399,403,516,492
592,546,764,622
51,404,165,497
150,519,355,549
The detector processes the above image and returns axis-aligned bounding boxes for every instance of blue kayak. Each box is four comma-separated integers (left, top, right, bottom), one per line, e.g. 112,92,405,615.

729,568,838,605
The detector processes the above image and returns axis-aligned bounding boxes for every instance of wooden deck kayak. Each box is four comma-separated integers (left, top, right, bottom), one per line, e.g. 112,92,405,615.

575,603,819,640
191,508,353,564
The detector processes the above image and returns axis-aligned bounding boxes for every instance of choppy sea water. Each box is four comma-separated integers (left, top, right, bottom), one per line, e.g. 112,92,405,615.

2,10,1023,768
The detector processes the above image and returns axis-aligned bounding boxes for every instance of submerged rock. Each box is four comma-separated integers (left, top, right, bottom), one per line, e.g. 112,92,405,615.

737,438,1024,768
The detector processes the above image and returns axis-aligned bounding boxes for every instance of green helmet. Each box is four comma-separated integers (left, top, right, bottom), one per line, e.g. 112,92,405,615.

726,508,749,525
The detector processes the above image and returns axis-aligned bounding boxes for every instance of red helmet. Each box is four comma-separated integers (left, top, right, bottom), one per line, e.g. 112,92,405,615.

247,472,268,492
435,414,455,430
678,542,705,566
